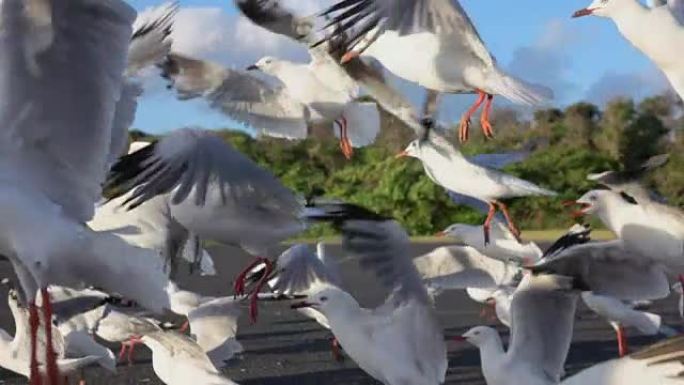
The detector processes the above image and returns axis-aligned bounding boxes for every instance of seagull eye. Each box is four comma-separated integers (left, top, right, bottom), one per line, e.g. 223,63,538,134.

320,296,328,302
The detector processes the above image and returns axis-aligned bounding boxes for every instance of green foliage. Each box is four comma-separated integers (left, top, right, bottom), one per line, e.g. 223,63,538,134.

132,95,683,236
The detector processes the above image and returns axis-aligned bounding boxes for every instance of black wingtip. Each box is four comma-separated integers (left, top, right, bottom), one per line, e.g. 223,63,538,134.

541,225,592,259
304,202,390,226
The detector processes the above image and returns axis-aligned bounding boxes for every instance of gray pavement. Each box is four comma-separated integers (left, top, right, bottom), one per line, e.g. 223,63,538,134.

0,242,679,385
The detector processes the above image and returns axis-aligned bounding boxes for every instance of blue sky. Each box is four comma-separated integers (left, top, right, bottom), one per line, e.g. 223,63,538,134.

131,0,668,134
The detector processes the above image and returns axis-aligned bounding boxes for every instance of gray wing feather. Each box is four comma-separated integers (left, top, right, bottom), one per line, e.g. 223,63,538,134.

272,244,342,294
342,220,431,306
160,53,308,139
187,297,243,368
105,129,300,216
508,274,577,383
533,241,670,301
0,0,135,222
235,0,314,42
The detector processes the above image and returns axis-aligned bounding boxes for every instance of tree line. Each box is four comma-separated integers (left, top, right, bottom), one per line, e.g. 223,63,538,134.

131,93,684,236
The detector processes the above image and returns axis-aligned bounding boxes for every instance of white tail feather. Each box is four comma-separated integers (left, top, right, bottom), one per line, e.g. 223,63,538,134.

485,68,553,106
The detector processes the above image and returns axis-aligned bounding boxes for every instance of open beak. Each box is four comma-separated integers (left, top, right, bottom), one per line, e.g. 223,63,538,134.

246,64,259,71
395,151,408,159
572,8,594,18
562,200,592,218
453,335,467,342
434,230,447,237
290,301,315,309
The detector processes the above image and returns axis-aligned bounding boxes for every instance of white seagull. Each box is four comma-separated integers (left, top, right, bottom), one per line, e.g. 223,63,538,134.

581,292,664,357
561,336,684,384
0,1,173,383
437,219,543,264
317,0,553,142
90,142,217,279
0,289,101,381
397,133,556,243
104,128,307,317
458,273,578,385
298,203,448,385
572,0,684,101
142,331,239,385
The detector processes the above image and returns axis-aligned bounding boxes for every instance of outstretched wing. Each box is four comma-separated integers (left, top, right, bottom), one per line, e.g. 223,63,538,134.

105,128,300,215
160,53,308,139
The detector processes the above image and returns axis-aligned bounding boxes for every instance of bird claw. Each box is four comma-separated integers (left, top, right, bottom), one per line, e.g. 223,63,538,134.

481,119,494,139
458,118,471,143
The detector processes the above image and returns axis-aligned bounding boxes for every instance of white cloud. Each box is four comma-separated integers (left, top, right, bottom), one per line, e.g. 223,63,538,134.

506,19,581,104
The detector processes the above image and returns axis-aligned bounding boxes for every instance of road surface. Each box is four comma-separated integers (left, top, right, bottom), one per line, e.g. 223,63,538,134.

0,242,678,384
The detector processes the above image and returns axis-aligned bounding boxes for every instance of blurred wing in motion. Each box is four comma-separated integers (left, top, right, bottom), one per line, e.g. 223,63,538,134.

271,244,343,294
105,128,300,214
234,0,315,42
187,297,244,368
127,1,178,75
160,53,309,139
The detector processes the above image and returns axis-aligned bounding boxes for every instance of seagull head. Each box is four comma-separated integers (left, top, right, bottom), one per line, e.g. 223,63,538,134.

458,326,499,347
290,286,354,315
396,140,421,159
247,56,280,73
572,0,617,18
568,189,608,217
436,223,470,240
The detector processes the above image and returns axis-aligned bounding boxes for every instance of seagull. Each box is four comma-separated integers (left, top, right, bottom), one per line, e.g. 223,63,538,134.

0,1,174,383
105,128,307,318
437,219,543,264
233,0,432,148
0,288,101,381
531,226,671,302
397,133,557,243
585,153,670,203
457,273,578,385
316,0,553,142
91,142,218,279
561,335,684,384
572,0,684,101
296,203,447,385
161,0,383,161
247,243,346,360
141,331,239,385
570,188,684,275
581,292,664,357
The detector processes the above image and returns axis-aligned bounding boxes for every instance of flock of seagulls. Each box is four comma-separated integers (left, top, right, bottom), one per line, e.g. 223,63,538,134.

0,0,682,385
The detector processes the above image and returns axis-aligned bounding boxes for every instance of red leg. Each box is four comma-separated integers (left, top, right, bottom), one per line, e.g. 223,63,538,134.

616,325,628,357
483,202,497,245
337,117,353,160
249,259,274,323
495,201,521,242
29,301,42,385
480,94,495,139
330,337,344,362
40,288,60,385
233,257,268,297
117,343,128,362
459,91,487,143
179,320,189,333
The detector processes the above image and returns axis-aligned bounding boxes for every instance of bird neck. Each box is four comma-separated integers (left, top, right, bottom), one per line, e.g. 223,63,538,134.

478,334,506,381
609,0,648,34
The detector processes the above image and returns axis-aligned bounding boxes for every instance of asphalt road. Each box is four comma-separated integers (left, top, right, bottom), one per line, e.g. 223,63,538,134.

0,242,680,385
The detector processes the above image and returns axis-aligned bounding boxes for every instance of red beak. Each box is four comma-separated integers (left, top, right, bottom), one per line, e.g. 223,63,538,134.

434,231,447,237
562,200,592,218
395,151,408,159
453,335,467,342
291,301,314,309
572,8,594,18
